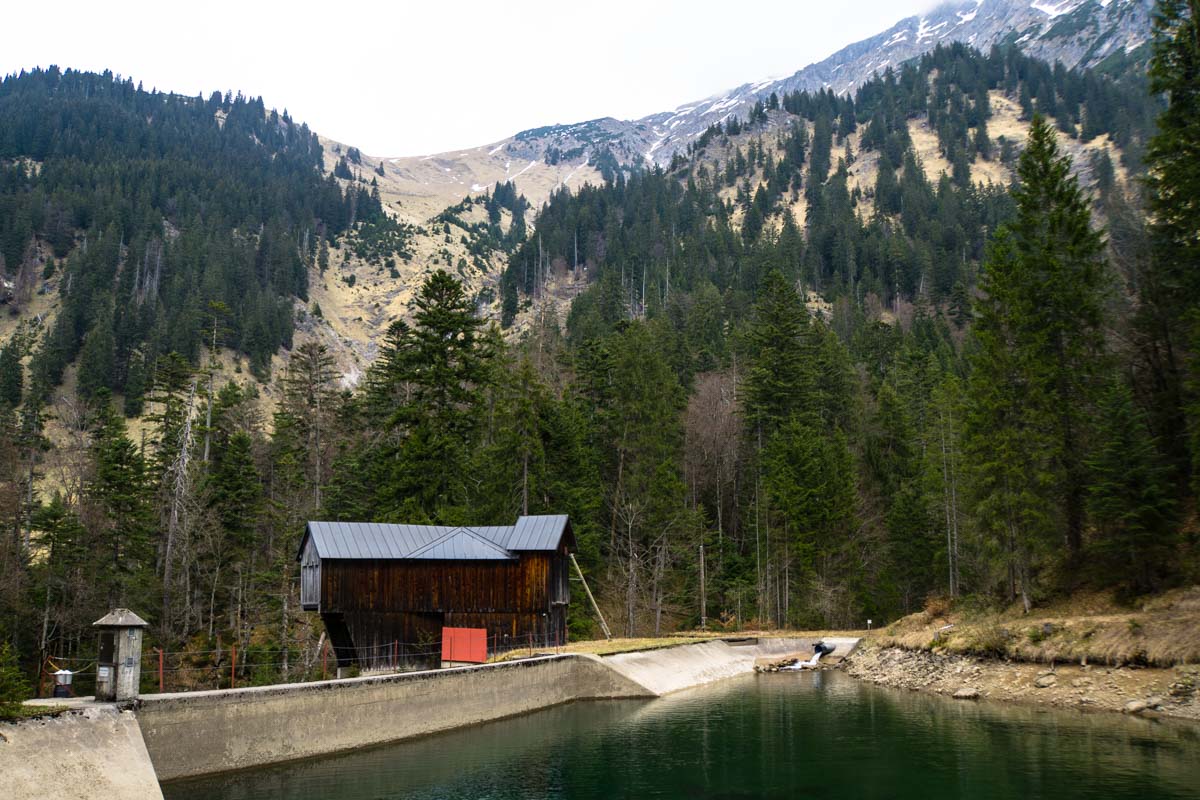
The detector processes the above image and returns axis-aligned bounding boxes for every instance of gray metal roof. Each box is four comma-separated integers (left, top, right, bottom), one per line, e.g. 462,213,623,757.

503,515,572,551
303,521,451,560
408,528,516,560
302,516,571,561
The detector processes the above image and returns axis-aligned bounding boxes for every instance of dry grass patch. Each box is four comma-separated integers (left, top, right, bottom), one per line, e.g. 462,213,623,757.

872,587,1200,667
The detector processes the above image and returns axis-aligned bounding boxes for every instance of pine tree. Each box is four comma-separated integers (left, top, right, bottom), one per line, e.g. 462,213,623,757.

885,480,937,615
31,493,94,658
353,270,495,519
1144,0,1200,488
597,321,689,635
77,314,116,399
1147,0,1200,280
87,396,154,608
764,420,856,593
0,343,22,408
979,115,1107,563
479,356,547,518
739,271,818,439
279,342,337,511
0,641,29,715
809,115,833,186
1085,381,1178,593
207,430,263,549
966,229,1061,610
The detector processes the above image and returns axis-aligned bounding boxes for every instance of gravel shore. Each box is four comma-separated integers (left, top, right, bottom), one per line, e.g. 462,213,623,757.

840,641,1200,720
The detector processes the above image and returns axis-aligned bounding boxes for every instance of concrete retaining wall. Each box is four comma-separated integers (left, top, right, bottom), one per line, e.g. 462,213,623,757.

138,635,860,782
138,654,651,781
2,705,163,800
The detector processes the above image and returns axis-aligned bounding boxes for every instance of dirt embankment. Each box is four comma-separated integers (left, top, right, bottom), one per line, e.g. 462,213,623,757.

841,587,1200,721
842,642,1200,720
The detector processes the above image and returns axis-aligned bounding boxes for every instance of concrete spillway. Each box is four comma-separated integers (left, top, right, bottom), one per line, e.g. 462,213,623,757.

600,637,857,694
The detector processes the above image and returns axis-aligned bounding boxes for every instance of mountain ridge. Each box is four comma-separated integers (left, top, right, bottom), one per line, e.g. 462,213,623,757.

364,0,1152,216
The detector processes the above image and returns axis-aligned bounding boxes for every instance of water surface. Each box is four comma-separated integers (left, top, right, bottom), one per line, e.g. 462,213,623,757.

163,671,1200,799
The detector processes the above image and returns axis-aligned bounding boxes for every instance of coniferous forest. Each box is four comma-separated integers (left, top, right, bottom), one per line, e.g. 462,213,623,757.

1,3,1199,689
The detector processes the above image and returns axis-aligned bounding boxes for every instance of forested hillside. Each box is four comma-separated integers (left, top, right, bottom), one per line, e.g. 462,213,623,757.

0,67,404,393
1,4,1198,689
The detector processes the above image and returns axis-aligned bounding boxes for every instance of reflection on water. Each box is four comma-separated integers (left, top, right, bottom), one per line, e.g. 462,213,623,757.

164,671,1200,800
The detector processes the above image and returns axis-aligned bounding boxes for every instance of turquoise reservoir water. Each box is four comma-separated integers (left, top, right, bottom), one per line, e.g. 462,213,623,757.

162,671,1200,799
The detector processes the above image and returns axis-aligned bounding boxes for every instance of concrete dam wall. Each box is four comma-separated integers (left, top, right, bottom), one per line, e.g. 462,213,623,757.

3,705,163,800
138,653,652,781
140,636,853,781
4,635,858,792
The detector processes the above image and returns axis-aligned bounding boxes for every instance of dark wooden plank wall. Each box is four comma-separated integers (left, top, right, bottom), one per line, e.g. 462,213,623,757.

321,555,559,614
318,552,570,665
329,607,566,666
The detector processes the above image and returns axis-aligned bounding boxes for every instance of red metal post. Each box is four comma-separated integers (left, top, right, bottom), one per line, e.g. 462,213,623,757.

155,647,164,693
231,643,237,689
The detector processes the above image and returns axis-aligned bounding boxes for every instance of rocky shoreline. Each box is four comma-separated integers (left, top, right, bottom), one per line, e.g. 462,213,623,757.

840,642,1200,721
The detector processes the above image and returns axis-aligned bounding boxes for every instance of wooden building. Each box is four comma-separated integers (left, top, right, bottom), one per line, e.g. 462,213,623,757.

298,515,573,668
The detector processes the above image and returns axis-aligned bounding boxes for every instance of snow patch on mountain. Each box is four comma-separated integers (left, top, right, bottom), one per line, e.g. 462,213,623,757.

1031,0,1077,16
917,18,948,43
958,0,984,23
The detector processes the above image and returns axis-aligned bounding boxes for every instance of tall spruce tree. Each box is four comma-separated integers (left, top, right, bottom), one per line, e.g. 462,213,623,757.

342,270,495,521
764,419,857,586
0,342,22,409
1147,0,1200,279
967,232,1057,609
87,397,155,609
1145,0,1200,488
1085,381,1178,593
1005,114,1106,557
739,270,818,439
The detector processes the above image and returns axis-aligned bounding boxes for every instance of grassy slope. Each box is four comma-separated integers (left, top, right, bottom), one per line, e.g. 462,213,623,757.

874,586,1200,667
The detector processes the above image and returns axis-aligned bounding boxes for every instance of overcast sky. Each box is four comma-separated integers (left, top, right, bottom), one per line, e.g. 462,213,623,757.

3,0,935,156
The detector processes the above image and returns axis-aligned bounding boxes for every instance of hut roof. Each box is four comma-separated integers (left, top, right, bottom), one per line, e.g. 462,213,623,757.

93,608,150,628
301,515,572,561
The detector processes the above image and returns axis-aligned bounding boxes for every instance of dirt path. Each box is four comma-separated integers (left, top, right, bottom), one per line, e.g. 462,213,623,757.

842,642,1200,720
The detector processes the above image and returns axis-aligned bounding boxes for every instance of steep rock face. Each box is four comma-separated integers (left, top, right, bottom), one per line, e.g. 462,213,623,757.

402,0,1152,186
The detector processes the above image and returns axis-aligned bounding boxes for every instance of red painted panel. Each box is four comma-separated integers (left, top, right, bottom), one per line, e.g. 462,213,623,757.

442,627,487,663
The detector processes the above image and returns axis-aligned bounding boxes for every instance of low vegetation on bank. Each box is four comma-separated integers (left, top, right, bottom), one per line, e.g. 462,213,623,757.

873,587,1200,668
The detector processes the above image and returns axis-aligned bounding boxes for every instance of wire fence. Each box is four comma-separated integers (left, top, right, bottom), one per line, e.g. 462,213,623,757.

38,629,567,698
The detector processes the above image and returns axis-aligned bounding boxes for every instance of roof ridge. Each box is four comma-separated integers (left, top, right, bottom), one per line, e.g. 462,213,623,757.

408,526,514,559
464,524,514,547
460,526,517,553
